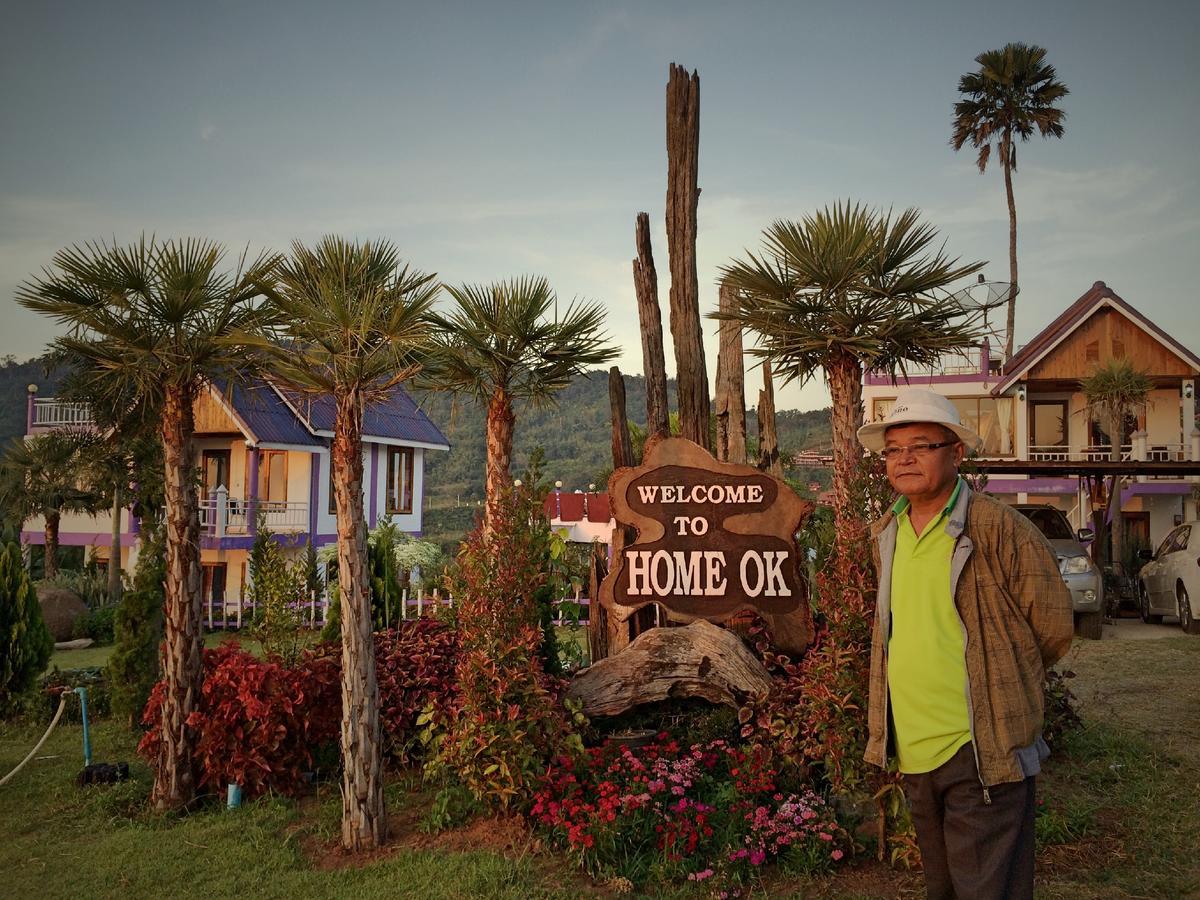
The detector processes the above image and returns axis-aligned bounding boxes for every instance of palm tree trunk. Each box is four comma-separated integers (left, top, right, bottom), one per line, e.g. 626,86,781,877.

1003,132,1018,361
152,382,203,812
826,352,866,560
485,387,515,530
1108,411,1124,590
332,388,385,851
43,510,60,580
108,490,123,602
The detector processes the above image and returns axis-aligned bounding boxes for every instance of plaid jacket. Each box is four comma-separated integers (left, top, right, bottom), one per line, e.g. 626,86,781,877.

864,484,1074,787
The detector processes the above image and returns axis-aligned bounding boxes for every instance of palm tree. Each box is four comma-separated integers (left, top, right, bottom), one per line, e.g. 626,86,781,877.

0,430,101,578
248,236,439,851
16,237,278,811
952,42,1069,360
719,203,986,560
430,277,618,529
1080,360,1153,586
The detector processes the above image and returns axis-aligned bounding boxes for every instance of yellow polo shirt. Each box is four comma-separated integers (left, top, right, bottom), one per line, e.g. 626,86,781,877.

888,479,972,774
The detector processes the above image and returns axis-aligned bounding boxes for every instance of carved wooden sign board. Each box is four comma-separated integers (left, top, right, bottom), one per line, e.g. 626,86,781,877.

601,436,813,630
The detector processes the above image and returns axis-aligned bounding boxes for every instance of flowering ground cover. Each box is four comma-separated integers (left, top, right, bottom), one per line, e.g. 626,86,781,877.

531,735,849,893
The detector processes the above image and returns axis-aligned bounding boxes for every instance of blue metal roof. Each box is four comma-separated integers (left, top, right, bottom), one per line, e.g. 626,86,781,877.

277,385,449,449
219,380,323,447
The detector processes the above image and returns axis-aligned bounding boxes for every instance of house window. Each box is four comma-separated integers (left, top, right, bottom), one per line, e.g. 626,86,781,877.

202,563,227,610
948,397,1012,457
385,447,414,515
255,450,287,503
1031,401,1068,448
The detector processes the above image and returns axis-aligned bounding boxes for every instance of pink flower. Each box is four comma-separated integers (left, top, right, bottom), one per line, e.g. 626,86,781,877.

831,849,844,861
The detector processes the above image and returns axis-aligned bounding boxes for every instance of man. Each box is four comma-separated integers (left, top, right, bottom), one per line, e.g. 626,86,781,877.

858,388,1073,900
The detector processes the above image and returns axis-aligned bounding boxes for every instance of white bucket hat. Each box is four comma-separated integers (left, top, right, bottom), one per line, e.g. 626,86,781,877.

857,388,983,453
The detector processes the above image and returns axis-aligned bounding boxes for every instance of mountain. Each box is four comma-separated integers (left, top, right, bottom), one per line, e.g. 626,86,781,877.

0,355,62,449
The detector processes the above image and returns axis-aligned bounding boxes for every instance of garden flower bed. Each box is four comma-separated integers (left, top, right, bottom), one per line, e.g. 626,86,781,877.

530,734,849,893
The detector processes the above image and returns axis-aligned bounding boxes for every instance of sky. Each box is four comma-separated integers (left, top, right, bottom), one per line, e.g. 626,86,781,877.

2,0,1198,412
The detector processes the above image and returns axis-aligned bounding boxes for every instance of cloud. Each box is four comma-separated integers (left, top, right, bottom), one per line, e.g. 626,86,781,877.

200,123,217,142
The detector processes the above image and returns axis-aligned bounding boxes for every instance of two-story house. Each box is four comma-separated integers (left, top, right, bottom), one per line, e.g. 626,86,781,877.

862,281,1200,550
24,378,449,624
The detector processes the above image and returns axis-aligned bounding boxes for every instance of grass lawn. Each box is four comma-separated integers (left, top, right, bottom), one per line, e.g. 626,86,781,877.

6,633,1197,899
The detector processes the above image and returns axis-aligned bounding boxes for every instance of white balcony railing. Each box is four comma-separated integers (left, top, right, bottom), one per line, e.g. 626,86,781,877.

32,398,94,429
200,488,309,537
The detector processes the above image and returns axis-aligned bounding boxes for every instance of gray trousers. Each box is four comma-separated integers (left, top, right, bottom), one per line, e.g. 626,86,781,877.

902,741,1037,900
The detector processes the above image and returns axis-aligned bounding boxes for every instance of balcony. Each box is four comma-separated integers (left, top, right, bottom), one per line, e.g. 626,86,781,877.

200,488,309,537
30,398,94,431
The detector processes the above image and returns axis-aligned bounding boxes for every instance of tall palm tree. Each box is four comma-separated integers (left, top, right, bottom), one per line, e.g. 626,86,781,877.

952,42,1069,360
430,277,617,529
719,203,986,560
0,430,100,578
247,236,439,852
16,237,278,811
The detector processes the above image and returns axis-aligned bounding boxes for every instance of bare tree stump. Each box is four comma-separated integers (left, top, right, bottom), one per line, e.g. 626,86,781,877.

634,212,670,442
568,619,772,718
758,359,783,478
608,366,635,470
587,544,610,663
665,63,709,450
715,282,747,464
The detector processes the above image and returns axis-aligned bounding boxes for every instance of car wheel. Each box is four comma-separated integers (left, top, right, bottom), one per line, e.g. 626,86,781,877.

1180,585,1200,635
1140,581,1163,625
1075,610,1103,640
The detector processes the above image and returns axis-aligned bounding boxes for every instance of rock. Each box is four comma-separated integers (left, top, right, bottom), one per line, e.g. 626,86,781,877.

36,585,87,642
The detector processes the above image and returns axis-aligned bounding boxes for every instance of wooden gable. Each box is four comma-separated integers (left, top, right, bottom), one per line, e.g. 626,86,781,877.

1028,306,1195,381
194,387,245,435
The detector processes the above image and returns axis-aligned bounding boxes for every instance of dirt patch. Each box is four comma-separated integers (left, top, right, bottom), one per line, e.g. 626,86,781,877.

1058,634,1200,765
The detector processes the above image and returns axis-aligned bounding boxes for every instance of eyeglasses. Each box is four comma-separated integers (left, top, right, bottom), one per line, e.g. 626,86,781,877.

879,440,959,461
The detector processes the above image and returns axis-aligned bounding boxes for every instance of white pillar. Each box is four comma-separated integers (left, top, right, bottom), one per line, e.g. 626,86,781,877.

1132,430,1148,483
1182,380,1196,456
215,485,229,538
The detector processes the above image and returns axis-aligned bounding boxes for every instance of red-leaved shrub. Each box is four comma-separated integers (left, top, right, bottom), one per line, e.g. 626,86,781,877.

374,620,459,763
139,644,340,798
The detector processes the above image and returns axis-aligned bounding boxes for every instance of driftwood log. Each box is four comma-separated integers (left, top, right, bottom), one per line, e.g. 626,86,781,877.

568,619,772,719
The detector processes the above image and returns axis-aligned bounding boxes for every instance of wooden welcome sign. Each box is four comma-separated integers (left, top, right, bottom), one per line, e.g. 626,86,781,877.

601,436,813,634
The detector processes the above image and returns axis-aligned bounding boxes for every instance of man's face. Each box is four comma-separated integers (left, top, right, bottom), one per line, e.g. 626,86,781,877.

883,422,964,503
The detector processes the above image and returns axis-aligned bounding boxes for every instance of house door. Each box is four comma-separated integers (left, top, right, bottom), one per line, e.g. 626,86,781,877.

202,564,227,619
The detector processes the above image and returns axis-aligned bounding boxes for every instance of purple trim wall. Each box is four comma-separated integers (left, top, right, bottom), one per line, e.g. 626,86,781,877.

368,443,379,527
985,478,1077,495
21,531,139,547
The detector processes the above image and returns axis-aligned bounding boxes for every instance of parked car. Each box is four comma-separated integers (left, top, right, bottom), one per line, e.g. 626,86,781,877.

1137,521,1200,634
1012,504,1104,640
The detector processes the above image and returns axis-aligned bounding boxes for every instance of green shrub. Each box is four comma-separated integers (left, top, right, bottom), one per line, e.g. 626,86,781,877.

106,527,163,728
246,538,306,666
0,539,54,709
72,605,117,643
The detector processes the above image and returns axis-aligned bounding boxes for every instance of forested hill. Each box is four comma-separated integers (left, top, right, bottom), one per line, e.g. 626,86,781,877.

0,356,62,449
0,357,831,503
411,371,832,505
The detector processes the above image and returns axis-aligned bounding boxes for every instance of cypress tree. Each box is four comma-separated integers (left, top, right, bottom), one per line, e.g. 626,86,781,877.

0,537,54,707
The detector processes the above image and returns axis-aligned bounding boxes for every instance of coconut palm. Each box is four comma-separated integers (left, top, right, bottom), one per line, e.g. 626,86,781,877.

430,277,618,528
15,237,278,811
952,42,1069,360
0,430,101,578
248,236,439,851
1080,360,1153,582
718,203,986,560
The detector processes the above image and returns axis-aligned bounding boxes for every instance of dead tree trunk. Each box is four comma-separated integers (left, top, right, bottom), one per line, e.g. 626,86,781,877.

634,212,670,442
757,360,783,479
606,367,638,655
715,282,747,464
665,63,709,450
587,544,609,664
608,367,635,471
